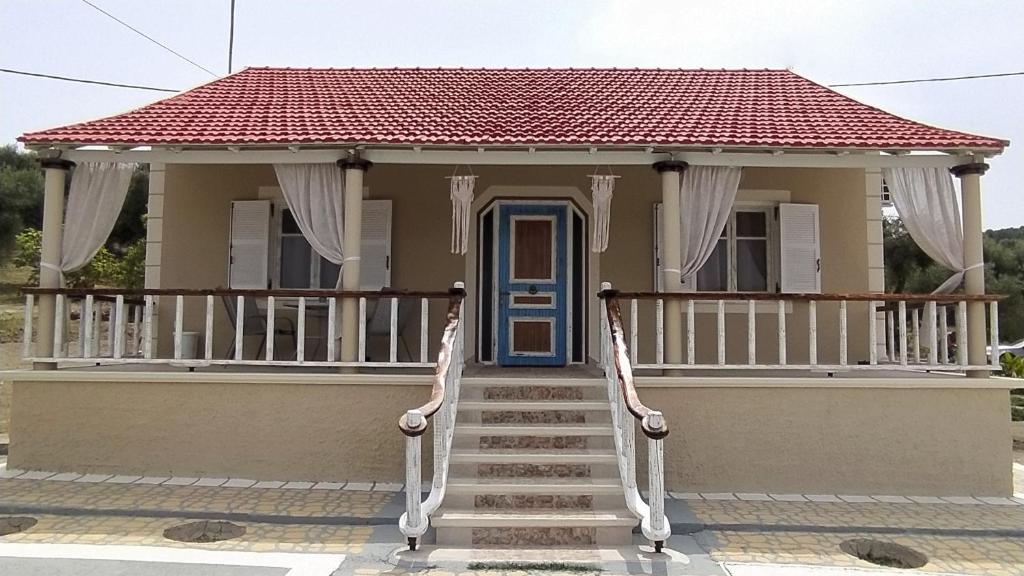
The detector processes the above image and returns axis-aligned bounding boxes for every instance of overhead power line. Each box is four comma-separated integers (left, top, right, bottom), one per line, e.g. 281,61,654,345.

80,0,218,77
829,71,1024,87
0,68,180,92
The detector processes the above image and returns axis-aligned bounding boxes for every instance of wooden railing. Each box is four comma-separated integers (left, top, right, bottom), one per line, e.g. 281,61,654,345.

21,286,462,368
600,287,1003,372
398,283,466,550
599,283,671,552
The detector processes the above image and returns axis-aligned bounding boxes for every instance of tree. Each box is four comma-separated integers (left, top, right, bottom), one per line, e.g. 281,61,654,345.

884,214,1024,343
107,165,149,253
0,145,43,263
0,145,149,262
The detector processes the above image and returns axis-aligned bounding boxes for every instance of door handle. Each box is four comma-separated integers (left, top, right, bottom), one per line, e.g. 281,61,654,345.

528,285,538,295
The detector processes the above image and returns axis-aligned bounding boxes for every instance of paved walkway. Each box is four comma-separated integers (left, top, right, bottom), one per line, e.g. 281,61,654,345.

1,469,1024,575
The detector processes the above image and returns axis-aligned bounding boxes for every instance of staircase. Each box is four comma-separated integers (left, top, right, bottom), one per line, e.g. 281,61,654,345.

431,377,638,547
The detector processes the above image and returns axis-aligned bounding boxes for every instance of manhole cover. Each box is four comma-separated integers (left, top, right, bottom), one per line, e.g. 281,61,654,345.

163,520,246,543
840,538,928,569
0,516,37,536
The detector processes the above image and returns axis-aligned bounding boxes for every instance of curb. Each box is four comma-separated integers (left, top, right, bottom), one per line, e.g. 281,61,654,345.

0,504,401,527
679,521,1024,539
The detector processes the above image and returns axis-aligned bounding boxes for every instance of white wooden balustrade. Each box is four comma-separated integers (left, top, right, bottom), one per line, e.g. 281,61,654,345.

21,286,461,369
398,282,466,551
601,287,1003,373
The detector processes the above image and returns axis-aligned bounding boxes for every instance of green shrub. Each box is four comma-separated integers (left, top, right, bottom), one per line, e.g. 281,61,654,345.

114,238,146,289
12,228,144,289
1002,353,1024,379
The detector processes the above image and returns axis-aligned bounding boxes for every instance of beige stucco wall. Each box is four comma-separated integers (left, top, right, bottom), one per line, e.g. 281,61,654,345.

633,382,1012,496
158,164,873,365
158,164,278,357
8,375,433,482
7,374,1011,495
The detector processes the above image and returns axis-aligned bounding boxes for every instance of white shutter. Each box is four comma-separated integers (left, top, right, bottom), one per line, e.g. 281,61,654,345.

229,200,271,289
359,200,392,290
653,203,693,292
778,203,821,293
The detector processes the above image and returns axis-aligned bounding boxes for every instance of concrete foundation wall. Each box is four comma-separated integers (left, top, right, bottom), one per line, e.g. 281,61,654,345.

634,382,1012,496
8,374,1012,495
8,375,433,482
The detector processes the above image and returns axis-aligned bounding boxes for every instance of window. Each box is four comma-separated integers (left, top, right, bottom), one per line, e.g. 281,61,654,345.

695,208,772,292
277,208,341,289
654,202,819,294
228,198,392,292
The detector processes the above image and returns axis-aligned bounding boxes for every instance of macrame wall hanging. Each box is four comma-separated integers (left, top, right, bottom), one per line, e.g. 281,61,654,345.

448,167,477,255
590,168,619,253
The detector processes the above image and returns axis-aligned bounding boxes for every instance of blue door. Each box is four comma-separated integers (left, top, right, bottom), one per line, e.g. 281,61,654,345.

497,203,567,366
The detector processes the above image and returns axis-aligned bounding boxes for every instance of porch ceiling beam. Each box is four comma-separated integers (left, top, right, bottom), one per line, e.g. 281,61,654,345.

60,146,978,169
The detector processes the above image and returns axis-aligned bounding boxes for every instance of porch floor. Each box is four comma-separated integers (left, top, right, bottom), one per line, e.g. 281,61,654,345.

21,361,978,380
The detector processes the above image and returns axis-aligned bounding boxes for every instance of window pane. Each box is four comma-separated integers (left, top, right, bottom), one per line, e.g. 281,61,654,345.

697,239,728,291
736,239,768,291
281,209,302,234
319,258,341,289
736,211,767,237
280,236,311,288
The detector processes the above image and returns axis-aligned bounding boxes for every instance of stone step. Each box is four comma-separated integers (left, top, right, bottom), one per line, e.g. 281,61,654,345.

462,378,605,388
460,401,609,411
447,477,622,495
450,448,617,464
456,424,613,437
432,509,637,528
397,543,681,569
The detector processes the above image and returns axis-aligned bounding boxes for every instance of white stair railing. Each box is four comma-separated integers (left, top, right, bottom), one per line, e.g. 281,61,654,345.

599,282,671,552
398,282,466,551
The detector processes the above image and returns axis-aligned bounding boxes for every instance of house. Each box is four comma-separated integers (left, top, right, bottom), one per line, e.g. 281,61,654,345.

6,68,1012,550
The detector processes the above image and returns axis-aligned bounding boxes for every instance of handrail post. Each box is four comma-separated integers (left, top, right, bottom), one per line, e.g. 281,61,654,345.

647,410,667,549
404,409,423,541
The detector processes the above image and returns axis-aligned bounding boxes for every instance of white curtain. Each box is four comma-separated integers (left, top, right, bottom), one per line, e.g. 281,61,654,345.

677,166,743,280
59,162,134,274
273,163,346,287
590,174,616,253
882,167,967,293
450,175,476,255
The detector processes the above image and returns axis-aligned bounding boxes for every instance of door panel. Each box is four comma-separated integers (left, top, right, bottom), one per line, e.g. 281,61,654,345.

512,219,554,281
497,204,567,366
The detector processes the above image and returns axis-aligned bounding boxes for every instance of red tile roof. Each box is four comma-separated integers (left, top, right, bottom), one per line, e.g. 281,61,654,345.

20,67,1007,151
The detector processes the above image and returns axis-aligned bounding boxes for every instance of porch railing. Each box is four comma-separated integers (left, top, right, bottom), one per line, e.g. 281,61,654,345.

21,286,463,368
397,283,466,551
599,283,671,552
599,287,1003,372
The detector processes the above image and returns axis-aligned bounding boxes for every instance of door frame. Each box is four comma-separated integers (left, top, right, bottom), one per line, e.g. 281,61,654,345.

497,204,567,366
476,198,588,365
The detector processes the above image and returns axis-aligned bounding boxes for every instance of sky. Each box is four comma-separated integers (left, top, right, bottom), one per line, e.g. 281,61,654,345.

1,0,1022,229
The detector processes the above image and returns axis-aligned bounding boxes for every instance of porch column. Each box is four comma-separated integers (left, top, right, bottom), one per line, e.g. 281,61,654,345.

952,158,989,378
653,160,688,368
338,157,372,364
35,158,75,369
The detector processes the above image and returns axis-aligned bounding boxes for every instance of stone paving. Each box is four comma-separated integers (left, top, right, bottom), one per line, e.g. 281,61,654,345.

700,530,1024,576
687,498,1024,531
0,477,396,520
1,470,1024,574
0,514,373,555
